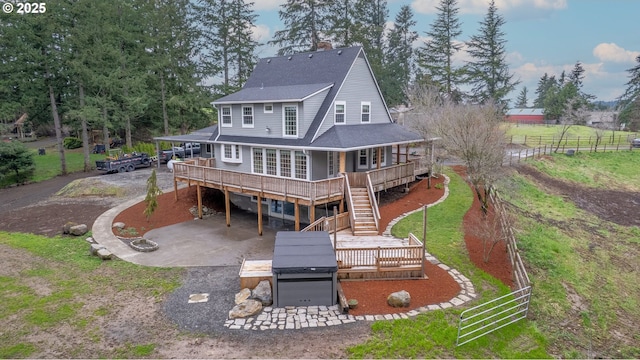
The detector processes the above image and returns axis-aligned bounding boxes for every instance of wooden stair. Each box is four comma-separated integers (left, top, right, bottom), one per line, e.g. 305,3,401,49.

350,187,379,235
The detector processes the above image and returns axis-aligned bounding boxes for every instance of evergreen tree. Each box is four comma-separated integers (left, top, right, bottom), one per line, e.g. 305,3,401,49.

417,0,464,102
465,0,519,109
325,0,358,47
353,0,388,83
617,55,640,128
0,141,35,184
515,87,529,108
384,5,418,106
534,73,557,108
144,169,163,220
269,0,330,55
569,61,595,102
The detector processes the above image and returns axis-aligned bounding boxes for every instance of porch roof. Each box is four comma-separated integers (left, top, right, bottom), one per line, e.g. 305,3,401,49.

154,125,218,144
212,83,333,104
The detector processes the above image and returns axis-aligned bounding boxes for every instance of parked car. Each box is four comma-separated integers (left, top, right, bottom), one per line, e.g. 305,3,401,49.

181,142,201,156
631,138,640,148
158,146,185,163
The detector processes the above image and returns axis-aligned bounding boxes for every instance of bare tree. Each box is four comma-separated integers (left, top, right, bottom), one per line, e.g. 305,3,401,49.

432,101,506,214
554,97,589,153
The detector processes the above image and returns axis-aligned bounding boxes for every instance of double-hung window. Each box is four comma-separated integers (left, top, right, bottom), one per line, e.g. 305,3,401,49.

335,101,346,124
252,148,263,173
294,151,307,179
221,106,232,127
266,149,277,175
222,144,242,163
242,106,254,128
280,150,291,178
358,149,368,169
361,102,371,123
283,104,298,137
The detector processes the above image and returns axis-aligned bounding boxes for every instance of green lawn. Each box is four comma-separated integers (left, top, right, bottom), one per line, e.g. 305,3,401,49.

504,124,637,147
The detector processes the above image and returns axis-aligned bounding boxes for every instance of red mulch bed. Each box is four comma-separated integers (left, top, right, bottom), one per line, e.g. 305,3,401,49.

113,170,512,315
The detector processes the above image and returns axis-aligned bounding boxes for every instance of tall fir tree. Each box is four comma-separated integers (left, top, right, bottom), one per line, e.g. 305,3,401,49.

417,0,464,102
534,73,557,108
269,0,330,55
383,5,418,106
515,87,529,108
617,55,640,128
325,0,358,47
465,0,519,109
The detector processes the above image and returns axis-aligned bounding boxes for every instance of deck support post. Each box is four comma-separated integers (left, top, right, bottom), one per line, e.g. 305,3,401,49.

197,185,203,219
396,145,400,164
224,189,231,227
376,147,381,169
294,198,300,231
339,198,344,213
310,203,315,224
173,177,178,200
257,194,263,236
339,152,346,173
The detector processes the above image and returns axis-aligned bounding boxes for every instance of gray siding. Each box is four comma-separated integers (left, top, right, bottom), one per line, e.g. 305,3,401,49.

311,151,327,181
213,143,251,173
217,93,328,140
314,56,391,139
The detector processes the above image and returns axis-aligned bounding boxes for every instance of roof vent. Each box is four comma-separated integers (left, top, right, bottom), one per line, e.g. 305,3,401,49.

337,50,342,55
288,56,292,61
267,59,271,63
308,54,313,58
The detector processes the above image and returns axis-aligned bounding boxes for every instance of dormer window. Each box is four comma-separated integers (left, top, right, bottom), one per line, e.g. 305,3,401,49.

335,101,346,124
361,102,371,123
242,105,254,128
221,106,232,127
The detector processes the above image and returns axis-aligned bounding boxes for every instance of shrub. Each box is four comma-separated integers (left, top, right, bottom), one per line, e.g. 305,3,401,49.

0,141,35,184
63,137,82,149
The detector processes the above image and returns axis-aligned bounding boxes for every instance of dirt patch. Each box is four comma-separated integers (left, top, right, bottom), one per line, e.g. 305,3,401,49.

516,165,640,227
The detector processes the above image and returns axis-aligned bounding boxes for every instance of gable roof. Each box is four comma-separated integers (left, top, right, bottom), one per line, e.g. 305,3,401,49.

310,123,423,151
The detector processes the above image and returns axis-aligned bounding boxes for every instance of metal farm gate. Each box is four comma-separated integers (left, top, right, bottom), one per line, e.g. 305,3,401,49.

456,286,532,347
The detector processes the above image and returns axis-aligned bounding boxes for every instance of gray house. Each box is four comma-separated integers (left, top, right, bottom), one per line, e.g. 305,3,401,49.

156,46,424,235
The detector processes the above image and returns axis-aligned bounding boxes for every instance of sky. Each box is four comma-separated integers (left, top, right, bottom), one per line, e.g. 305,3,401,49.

248,0,640,106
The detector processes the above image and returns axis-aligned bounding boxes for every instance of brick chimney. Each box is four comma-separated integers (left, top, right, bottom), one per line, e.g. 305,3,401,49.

317,40,332,51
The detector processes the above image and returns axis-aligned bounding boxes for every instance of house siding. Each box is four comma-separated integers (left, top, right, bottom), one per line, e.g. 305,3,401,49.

311,151,327,181
314,56,391,139
213,143,251,173
217,102,309,139
301,88,330,137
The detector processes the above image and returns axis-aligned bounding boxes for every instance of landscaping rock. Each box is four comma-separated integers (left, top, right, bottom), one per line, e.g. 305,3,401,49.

69,224,88,236
62,221,78,234
96,248,113,260
387,290,411,308
90,243,105,256
235,288,252,305
251,280,272,306
229,299,262,319
112,222,126,230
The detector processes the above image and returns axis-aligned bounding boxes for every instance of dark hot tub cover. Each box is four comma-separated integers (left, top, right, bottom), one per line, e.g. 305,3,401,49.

272,231,338,274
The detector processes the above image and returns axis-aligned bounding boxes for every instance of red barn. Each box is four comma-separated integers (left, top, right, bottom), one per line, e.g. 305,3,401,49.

505,108,544,124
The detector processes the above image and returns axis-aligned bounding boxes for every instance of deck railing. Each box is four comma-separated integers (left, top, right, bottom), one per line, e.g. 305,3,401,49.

301,212,351,233
367,162,415,191
335,240,424,271
173,160,344,203
366,173,380,231
343,174,357,233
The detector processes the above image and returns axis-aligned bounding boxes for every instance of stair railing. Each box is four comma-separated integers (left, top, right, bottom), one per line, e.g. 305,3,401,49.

342,173,357,234
366,173,380,232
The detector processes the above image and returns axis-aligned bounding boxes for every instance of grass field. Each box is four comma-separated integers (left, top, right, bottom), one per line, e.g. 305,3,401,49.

504,124,638,147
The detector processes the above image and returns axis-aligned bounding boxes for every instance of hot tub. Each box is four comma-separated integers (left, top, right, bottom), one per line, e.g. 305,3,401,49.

271,231,338,308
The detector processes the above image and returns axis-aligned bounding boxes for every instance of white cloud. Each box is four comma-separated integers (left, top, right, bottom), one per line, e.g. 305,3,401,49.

412,0,567,15
593,43,640,64
251,24,271,43
252,0,285,11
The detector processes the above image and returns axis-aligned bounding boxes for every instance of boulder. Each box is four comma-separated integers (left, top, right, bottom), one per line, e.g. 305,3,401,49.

251,280,273,306
62,222,78,234
112,222,126,230
69,224,88,236
96,248,113,260
387,290,411,308
90,243,105,256
229,299,262,319
235,288,252,304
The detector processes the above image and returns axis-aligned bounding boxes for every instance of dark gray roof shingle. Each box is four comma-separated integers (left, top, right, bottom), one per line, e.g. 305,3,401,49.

213,83,333,103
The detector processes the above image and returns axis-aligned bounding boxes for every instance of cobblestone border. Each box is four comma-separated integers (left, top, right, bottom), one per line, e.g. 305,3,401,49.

224,173,477,331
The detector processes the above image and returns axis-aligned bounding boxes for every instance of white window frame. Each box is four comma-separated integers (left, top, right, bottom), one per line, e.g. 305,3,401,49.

294,150,309,180
252,147,264,174
221,144,242,163
361,101,371,123
220,106,232,127
280,150,292,178
327,151,337,177
334,101,346,124
264,103,273,113
242,105,254,128
205,144,214,157
282,104,298,138
379,147,386,166
358,149,368,169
